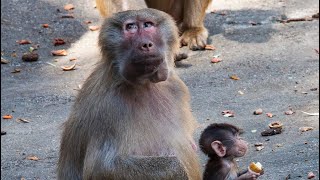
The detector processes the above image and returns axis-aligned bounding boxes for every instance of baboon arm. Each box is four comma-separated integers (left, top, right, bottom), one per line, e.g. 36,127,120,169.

83,144,187,179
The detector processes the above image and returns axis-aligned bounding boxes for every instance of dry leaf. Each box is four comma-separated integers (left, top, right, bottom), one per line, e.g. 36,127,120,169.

84,20,92,24
211,57,222,63
230,75,240,80
61,14,75,18
256,146,264,151
16,118,30,123
222,110,235,117
27,156,39,161
285,110,294,115
64,4,75,10
299,127,314,132
42,24,49,28
51,49,67,56
269,121,283,129
61,63,76,71
17,40,32,45
301,111,319,116
308,172,315,179
53,38,66,46
22,52,39,61
2,115,12,119
238,90,244,95
11,68,21,73
11,52,17,57
1,57,9,64
276,144,283,147
253,108,263,115
89,25,100,31
266,113,273,118
205,45,216,50
249,21,258,25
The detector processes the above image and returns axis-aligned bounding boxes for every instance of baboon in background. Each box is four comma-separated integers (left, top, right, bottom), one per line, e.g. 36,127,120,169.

57,8,201,180
96,0,212,50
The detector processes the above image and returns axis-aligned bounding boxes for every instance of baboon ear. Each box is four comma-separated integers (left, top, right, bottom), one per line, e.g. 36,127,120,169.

211,141,226,157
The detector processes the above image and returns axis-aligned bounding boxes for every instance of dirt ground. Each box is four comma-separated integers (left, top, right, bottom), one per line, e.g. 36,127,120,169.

1,0,319,179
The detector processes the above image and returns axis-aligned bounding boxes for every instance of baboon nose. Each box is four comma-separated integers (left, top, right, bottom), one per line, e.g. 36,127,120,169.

140,41,154,51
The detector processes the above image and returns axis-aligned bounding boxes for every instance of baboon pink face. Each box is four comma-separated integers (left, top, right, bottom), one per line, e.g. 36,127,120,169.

120,19,167,84
99,9,179,84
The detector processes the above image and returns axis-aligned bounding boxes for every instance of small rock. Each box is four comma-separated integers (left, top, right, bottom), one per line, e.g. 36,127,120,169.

253,108,263,115
256,146,264,151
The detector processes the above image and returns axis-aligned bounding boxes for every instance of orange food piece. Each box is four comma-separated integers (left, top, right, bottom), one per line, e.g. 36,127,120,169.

2,115,12,119
249,162,262,173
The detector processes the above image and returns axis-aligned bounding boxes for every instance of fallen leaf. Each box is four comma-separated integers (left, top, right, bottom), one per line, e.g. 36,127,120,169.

64,4,75,10
84,20,92,24
285,110,294,115
27,156,39,161
17,40,32,45
2,115,12,119
205,45,216,50
11,52,17,57
69,57,77,61
269,121,283,129
1,57,9,64
11,68,21,73
266,113,273,118
253,108,263,115
16,118,30,123
312,12,319,18
61,63,76,71
22,52,39,61
51,49,67,56
219,11,227,16
276,144,283,147
254,143,263,146
256,146,264,151
308,172,316,179
299,127,314,132
61,14,75,18
238,90,244,95
53,38,66,46
301,111,319,116
222,110,235,117
315,49,319,54
230,75,240,80
249,21,258,25
42,24,49,28
89,25,100,31
211,57,222,63
29,47,35,52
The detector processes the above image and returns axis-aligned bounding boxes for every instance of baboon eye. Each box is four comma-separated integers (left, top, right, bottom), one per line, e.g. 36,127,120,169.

126,23,138,30
144,22,154,28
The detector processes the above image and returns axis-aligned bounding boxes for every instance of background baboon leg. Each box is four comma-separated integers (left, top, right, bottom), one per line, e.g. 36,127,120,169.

180,0,212,50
